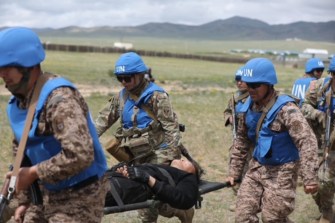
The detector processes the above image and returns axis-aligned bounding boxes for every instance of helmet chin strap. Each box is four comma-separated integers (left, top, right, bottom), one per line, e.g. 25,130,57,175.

264,85,274,99
128,74,146,95
6,68,32,98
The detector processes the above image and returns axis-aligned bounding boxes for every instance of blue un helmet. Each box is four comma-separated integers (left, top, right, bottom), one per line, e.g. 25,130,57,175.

0,27,45,67
305,58,324,73
114,52,148,76
241,58,277,85
328,57,335,73
235,66,244,81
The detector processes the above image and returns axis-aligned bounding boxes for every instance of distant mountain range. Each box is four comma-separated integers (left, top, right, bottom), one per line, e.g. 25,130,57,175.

13,16,335,42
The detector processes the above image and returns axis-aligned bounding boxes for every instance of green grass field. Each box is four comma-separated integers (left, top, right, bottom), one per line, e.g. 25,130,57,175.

0,49,324,222
40,36,335,57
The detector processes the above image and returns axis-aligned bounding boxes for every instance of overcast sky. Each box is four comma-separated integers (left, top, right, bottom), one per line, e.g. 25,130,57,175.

1,0,334,28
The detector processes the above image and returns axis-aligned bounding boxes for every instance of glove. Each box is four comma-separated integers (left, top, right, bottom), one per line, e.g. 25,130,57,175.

128,166,150,184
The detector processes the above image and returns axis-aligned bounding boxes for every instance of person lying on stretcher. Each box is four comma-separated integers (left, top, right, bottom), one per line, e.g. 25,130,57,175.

105,157,204,210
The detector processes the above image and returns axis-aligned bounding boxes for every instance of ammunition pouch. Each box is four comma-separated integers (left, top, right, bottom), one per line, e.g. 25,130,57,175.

105,137,133,162
121,136,154,158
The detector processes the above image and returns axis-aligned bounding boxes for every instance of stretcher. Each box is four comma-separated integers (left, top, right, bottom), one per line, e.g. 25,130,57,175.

104,180,231,215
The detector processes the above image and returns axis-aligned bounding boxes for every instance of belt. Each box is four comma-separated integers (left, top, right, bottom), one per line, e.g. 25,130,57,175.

70,175,99,190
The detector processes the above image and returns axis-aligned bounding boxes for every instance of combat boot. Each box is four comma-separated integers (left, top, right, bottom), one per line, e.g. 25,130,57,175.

318,209,333,223
173,208,195,223
158,204,194,223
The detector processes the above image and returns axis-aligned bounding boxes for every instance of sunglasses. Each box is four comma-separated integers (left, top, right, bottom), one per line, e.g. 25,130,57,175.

246,83,263,89
314,69,324,73
116,76,133,83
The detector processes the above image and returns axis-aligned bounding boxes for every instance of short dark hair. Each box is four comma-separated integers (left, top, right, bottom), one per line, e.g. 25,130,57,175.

189,158,205,183
180,144,205,183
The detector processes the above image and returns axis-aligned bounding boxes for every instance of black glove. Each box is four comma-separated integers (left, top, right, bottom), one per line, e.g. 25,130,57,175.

110,161,127,172
128,166,150,184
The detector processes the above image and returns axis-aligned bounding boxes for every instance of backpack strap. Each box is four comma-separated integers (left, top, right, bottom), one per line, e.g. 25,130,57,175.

255,94,278,141
128,92,158,122
156,167,175,187
109,178,125,207
235,92,249,102
146,164,175,187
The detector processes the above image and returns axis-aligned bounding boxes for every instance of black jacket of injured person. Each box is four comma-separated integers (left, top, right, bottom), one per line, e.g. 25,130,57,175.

105,163,198,209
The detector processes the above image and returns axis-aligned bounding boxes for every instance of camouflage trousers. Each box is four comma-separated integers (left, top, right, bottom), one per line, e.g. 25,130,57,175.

22,175,110,223
313,151,335,213
235,159,298,223
138,203,194,223
44,175,110,223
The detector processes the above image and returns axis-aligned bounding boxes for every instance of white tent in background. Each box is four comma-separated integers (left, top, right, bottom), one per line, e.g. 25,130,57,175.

299,48,329,59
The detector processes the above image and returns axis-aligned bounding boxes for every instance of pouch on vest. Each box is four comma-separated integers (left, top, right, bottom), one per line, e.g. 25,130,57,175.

105,136,133,162
121,136,154,158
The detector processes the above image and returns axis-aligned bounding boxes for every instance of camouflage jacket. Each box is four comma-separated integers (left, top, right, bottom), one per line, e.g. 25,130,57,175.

301,77,332,149
12,74,95,184
229,91,318,186
223,90,249,127
95,82,181,151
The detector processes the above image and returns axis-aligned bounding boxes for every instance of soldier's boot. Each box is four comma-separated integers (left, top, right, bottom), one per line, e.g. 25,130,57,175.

173,208,195,223
318,209,333,223
158,204,194,223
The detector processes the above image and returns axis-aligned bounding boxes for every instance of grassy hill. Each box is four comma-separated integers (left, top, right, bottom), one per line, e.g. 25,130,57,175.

25,16,335,42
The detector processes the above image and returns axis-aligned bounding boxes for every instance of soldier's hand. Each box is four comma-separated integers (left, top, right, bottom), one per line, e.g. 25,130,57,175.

16,166,39,191
317,112,326,128
14,204,29,223
226,176,236,186
128,166,150,184
304,183,318,194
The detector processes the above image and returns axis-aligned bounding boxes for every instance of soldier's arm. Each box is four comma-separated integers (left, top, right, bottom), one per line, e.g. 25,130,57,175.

301,79,322,120
229,113,252,179
36,87,95,183
151,91,181,148
223,97,233,127
95,94,120,137
279,103,318,185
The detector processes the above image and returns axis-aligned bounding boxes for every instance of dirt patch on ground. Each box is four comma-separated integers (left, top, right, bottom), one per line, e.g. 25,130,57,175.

76,81,236,97
0,82,236,97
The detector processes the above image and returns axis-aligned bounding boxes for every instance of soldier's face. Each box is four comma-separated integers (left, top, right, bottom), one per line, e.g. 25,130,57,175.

236,80,248,92
119,74,143,91
313,69,324,79
0,66,23,87
247,83,269,104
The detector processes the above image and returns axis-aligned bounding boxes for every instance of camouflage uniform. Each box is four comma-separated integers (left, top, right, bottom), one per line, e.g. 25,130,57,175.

301,77,335,218
11,74,110,223
223,91,249,127
224,91,250,195
95,80,184,222
230,91,318,222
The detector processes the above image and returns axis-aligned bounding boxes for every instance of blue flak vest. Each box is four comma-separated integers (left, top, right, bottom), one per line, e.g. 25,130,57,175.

235,93,248,114
235,100,245,114
121,82,165,129
240,95,300,165
291,77,316,107
7,77,107,191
